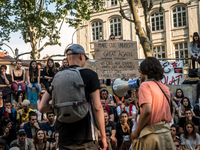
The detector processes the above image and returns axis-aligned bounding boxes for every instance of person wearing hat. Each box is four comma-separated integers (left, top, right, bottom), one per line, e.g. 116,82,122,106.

16,100,35,126
38,44,107,150
189,32,200,69
10,129,34,150
116,94,137,119
0,117,16,145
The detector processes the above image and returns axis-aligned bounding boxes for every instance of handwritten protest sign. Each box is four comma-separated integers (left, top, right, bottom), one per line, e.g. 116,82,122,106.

94,40,139,79
161,61,184,85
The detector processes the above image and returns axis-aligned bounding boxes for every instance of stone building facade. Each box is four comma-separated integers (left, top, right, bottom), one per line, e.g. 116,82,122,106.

77,0,200,64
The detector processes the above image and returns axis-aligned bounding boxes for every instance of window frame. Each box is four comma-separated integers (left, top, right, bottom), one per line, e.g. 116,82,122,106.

174,42,189,65
91,21,103,41
150,12,164,31
111,0,117,6
109,17,122,37
172,6,187,28
154,46,166,59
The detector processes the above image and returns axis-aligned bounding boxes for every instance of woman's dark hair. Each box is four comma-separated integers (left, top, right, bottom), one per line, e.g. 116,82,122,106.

175,88,184,98
183,121,196,139
181,97,192,109
192,33,200,48
16,59,22,64
33,129,47,144
46,58,56,75
0,116,11,127
120,111,129,117
140,57,164,81
15,91,25,103
29,60,39,83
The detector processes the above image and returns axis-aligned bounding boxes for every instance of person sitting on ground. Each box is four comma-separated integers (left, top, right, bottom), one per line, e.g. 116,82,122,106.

120,135,131,150
104,111,117,150
17,100,35,126
0,138,7,150
101,98,114,121
178,97,194,118
170,124,180,141
116,111,132,148
23,112,43,139
37,88,47,123
26,60,41,101
173,89,184,106
59,58,69,71
33,129,52,150
11,60,26,95
9,144,20,150
10,129,34,150
0,91,4,112
0,99,17,126
100,88,116,107
0,117,16,145
13,91,25,111
174,139,181,150
180,121,200,150
42,112,55,144
189,32,200,69
178,109,200,133
52,132,59,150
43,58,57,90
0,65,12,100
193,101,200,118
116,95,137,120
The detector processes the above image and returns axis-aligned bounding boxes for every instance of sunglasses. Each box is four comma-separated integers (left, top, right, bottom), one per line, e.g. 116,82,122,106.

19,133,26,137
110,37,115,39
175,145,179,148
170,129,176,132
41,92,45,94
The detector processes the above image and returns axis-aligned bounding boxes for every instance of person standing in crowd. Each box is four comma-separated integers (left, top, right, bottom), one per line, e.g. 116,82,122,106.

43,112,55,144
38,44,107,150
10,129,34,150
0,65,12,100
178,97,194,118
0,117,16,145
33,129,52,150
0,99,17,125
59,58,69,71
26,60,41,101
131,57,175,149
116,111,132,148
173,89,184,106
180,122,200,149
43,58,57,90
189,32,200,69
11,60,26,94
178,109,199,133
23,112,43,139
17,100,35,126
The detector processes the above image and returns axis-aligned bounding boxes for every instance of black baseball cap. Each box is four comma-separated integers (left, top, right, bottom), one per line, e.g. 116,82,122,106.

17,129,26,135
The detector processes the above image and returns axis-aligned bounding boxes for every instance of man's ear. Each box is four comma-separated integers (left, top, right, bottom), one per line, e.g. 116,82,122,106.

80,54,83,61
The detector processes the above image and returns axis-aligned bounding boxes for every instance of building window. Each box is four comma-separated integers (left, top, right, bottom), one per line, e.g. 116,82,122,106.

111,0,117,6
92,21,103,41
154,46,166,59
151,13,164,31
173,6,187,28
110,18,121,37
174,42,188,64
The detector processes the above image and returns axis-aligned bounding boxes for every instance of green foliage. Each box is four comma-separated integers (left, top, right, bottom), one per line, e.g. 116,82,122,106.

0,0,106,55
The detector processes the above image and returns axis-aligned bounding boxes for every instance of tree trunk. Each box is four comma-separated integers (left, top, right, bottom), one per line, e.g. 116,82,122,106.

128,0,153,57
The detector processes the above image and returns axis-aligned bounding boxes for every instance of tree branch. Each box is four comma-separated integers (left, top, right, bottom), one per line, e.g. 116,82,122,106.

16,52,31,59
38,42,58,52
49,54,65,58
148,0,153,11
119,2,135,23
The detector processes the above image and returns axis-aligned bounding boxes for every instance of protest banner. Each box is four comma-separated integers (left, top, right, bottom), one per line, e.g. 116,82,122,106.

161,61,184,85
94,40,139,79
84,60,96,72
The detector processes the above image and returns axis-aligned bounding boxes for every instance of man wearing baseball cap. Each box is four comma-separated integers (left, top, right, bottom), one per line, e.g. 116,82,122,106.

16,100,35,126
39,44,107,150
10,129,34,150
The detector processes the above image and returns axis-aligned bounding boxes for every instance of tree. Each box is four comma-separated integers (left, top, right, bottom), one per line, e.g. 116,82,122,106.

0,0,105,59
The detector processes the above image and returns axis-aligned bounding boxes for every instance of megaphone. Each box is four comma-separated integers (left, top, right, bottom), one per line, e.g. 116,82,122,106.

112,78,141,98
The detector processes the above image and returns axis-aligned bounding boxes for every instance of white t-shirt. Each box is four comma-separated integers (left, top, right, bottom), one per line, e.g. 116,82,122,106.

116,105,136,116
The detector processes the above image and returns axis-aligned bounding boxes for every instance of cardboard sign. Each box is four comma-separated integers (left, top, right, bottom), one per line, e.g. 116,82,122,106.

161,61,184,85
94,40,139,79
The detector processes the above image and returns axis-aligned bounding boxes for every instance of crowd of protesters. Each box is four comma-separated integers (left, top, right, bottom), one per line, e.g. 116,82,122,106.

0,56,200,150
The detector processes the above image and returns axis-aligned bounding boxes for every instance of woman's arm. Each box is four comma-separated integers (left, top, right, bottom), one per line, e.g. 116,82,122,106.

10,69,15,83
27,70,31,85
37,69,41,85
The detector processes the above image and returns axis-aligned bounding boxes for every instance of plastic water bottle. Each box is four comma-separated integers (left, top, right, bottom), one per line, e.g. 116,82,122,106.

18,85,22,91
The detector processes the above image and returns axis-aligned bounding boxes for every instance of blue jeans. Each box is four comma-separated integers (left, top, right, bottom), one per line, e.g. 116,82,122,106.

26,83,41,101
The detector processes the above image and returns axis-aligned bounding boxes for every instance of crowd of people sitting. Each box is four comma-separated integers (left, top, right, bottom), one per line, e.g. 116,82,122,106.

0,57,200,150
